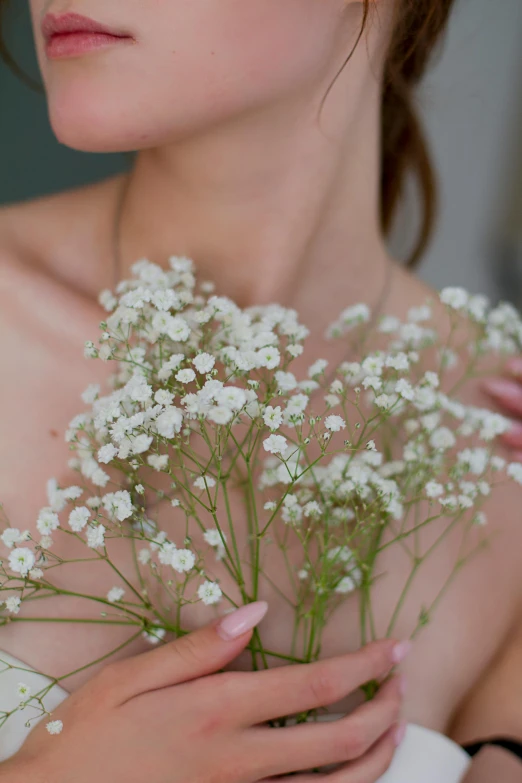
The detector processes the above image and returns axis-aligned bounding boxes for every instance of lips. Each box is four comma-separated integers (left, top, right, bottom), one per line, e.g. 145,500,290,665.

41,12,134,59
41,12,131,42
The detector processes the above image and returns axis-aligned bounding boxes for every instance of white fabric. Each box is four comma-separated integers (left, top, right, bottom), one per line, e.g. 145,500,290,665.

0,650,471,781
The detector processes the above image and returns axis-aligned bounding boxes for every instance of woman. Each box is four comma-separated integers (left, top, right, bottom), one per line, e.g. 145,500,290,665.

0,0,521,780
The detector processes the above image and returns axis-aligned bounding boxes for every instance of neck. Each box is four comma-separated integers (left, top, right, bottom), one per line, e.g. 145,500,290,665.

115,63,391,333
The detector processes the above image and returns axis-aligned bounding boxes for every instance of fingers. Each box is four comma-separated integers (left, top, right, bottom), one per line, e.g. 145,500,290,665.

100,601,268,703
259,722,402,783
252,674,403,778
238,639,409,725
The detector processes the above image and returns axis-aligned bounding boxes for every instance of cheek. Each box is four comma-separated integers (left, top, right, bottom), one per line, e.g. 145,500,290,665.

44,0,344,153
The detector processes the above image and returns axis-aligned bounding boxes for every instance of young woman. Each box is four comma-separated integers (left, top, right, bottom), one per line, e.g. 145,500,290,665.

0,1,521,780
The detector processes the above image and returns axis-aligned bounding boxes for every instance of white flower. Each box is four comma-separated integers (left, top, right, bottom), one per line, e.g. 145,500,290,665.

440,286,469,310
81,383,100,404
507,462,522,485
256,347,281,370
17,682,31,702
167,316,191,342
204,529,227,547
425,481,444,498
102,491,134,522
374,394,392,409
84,340,98,359
36,508,60,536
263,434,288,456
207,406,234,425
194,476,216,490
193,353,216,374
46,720,63,735
4,596,21,614
9,548,35,577
325,415,346,432
176,368,196,384
430,427,456,451
97,444,118,464
395,379,415,401
29,568,44,580
275,371,297,392
143,627,166,644
147,454,169,471
308,359,328,378
68,506,90,532
86,524,106,550
138,548,151,565
263,406,283,431
303,501,321,517
297,569,309,580
1,528,23,549
171,548,196,573
156,407,183,438
197,580,222,605
264,501,277,511
339,303,370,325
215,387,247,412
107,587,125,603
334,576,357,594
99,289,117,312
154,389,174,406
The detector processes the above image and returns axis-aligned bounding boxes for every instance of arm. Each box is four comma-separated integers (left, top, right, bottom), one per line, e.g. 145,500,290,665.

450,614,522,781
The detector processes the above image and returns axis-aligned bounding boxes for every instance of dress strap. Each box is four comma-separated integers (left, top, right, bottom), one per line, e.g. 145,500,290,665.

463,737,522,762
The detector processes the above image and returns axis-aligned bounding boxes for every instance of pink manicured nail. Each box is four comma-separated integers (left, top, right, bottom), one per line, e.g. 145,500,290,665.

391,641,412,664
482,378,522,399
216,601,268,641
393,721,407,746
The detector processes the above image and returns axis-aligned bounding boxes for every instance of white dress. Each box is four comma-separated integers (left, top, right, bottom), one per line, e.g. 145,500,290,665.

0,650,471,781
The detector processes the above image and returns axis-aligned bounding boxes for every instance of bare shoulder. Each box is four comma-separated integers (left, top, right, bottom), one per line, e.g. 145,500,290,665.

0,174,125,302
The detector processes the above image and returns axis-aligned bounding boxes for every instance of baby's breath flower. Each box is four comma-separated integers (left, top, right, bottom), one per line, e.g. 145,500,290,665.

36,508,60,536
263,434,288,456
147,454,169,471
324,415,346,432
197,581,222,605
9,548,35,577
68,506,90,532
17,683,31,702
263,406,283,431
194,476,216,490
171,549,196,573
193,353,216,374
507,462,522,485
107,587,125,603
46,720,63,735
86,524,106,550
1,528,24,549
4,596,21,614
440,287,469,310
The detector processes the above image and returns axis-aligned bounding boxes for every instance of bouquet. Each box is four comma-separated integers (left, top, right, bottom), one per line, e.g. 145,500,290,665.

2,256,522,736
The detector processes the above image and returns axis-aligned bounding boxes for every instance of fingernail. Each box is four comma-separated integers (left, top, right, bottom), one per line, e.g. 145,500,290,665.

482,378,522,399
393,720,407,746
216,601,268,641
391,641,412,664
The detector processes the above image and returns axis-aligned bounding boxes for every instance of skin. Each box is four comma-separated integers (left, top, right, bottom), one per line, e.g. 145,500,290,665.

0,0,521,777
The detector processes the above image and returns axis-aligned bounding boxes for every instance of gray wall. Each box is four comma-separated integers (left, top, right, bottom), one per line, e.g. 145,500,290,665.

1,1,522,303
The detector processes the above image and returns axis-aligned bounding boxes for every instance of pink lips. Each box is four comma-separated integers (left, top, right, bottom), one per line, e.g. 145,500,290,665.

42,12,134,59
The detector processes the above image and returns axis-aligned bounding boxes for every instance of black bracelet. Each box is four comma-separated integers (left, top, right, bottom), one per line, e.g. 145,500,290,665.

463,737,522,762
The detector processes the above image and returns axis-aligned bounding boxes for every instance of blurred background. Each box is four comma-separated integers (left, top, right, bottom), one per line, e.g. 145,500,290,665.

1,0,522,306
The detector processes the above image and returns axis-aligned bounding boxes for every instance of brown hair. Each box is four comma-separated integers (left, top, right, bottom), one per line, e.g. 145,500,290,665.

1,0,455,266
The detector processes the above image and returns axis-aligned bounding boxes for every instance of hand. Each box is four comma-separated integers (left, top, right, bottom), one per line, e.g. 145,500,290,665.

482,358,522,461
0,602,407,783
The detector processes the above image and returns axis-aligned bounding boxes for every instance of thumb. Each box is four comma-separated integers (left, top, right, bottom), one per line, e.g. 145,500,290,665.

112,601,268,702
